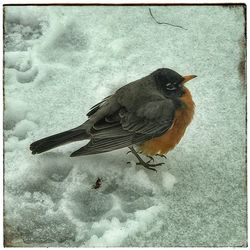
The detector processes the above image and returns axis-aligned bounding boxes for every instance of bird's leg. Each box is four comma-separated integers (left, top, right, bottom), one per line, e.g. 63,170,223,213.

127,146,164,172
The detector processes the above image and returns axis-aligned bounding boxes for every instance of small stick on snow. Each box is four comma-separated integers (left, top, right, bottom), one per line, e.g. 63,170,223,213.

149,8,187,30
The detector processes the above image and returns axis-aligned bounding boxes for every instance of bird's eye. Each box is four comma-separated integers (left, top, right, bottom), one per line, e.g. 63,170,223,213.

165,82,177,91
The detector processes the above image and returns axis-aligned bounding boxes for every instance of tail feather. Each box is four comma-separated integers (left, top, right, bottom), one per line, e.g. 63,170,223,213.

30,129,89,155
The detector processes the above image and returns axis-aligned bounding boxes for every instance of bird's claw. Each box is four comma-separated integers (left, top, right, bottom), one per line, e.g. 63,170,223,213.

135,161,165,172
136,162,157,172
156,154,167,159
146,155,154,163
127,160,164,172
127,150,132,155
127,146,166,172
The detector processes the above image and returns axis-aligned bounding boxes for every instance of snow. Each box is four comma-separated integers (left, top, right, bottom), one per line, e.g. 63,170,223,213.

4,5,246,247
162,172,177,191
13,119,37,139
4,98,29,129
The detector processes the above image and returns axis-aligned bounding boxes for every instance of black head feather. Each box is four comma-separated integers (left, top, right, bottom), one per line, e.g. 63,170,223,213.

151,68,185,97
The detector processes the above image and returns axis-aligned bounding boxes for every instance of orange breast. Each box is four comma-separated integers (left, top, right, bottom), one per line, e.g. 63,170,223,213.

139,88,195,156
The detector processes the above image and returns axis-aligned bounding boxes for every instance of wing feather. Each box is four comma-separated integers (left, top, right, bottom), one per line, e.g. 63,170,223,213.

71,98,176,156
86,95,112,117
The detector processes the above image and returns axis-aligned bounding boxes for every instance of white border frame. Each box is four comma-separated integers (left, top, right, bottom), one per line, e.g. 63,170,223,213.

1,1,248,249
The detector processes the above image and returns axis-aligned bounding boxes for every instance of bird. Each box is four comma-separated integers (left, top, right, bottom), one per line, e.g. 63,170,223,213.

30,68,197,171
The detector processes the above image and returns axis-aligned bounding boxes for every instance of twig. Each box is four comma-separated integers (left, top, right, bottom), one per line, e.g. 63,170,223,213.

149,8,187,30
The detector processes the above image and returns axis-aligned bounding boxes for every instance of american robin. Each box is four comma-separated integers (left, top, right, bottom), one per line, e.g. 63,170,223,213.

30,68,196,171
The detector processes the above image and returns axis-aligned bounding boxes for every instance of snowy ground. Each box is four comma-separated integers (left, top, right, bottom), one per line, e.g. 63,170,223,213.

4,5,246,247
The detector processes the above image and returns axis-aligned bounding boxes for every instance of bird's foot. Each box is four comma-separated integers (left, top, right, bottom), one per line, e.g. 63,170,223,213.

136,160,164,172
156,154,167,159
127,146,165,172
146,155,154,163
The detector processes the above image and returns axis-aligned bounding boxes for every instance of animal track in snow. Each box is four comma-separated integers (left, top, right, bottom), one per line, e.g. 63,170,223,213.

5,51,39,84
16,66,38,83
4,20,43,52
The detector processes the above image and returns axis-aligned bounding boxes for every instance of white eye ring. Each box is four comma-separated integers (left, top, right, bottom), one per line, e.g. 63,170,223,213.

165,82,177,90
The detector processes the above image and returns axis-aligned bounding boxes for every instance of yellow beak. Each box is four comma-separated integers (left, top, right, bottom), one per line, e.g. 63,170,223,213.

182,75,197,84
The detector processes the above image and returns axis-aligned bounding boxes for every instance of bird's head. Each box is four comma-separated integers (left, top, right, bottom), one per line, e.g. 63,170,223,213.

152,68,197,98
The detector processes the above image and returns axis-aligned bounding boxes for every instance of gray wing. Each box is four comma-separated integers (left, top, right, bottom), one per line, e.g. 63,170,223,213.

70,98,175,156
86,95,112,117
